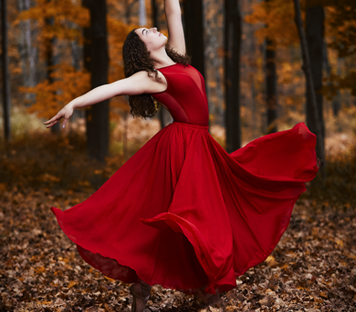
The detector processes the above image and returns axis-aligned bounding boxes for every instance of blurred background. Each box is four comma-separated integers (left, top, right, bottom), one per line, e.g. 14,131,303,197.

0,0,355,204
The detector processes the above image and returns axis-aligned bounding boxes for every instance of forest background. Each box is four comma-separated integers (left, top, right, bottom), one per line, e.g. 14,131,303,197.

0,0,356,311
0,0,355,201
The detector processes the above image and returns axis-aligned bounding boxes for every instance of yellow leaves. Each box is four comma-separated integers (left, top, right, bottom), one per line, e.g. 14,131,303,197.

265,255,278,267
67,281,78,289
313,296,324,303
280,263,289,271
335,238,344,247
34,266,46,273
40,173,60,183
103,276,115,282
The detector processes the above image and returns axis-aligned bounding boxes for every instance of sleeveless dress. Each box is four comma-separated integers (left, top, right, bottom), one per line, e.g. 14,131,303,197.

50,63,319,295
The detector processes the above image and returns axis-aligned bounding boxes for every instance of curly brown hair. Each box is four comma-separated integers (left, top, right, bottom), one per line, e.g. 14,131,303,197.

122,28,191,119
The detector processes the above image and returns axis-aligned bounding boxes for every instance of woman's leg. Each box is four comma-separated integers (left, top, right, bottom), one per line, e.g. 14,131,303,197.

194,286,221,307
129,280,152,312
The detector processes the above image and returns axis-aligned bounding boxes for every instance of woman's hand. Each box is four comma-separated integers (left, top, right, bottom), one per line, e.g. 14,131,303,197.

44,103,75,129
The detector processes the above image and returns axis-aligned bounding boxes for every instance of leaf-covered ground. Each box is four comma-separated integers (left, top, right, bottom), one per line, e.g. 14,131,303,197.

1,186,355,312
1,120,356,311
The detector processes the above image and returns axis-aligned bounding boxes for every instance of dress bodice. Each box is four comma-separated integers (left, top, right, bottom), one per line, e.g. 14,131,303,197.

150,63,209,126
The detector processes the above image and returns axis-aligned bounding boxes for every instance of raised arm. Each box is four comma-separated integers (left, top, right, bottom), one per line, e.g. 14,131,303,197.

165,0,186,55
44,71,166,128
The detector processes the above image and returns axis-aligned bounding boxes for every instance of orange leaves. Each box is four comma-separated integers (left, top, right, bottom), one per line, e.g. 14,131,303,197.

21,64,90,119
34,266,46,273
40,173,60,183
16,0,134,121
16,0,89,40
103,276,115,282
245,0,299,47
324,1,356,57
322,71,356,98
265,255,279,267
67,281,78,289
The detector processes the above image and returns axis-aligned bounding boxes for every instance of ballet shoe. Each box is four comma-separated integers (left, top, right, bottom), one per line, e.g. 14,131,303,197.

129,280,152,312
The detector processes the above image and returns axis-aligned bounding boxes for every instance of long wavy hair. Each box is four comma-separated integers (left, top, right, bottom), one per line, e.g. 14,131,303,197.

122,28,191,119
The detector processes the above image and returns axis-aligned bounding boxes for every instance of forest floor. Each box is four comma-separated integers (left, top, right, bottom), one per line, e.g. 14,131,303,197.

0,186,355,312
1,118,356,311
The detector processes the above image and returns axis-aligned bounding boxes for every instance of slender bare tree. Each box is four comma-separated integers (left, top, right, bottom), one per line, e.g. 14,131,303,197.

82,0,110,162
224,0,242,152
264,0,278,134
1,0,11,144
293,0,325,178
182,0,206,79
151,0,167,129
306,3,325,158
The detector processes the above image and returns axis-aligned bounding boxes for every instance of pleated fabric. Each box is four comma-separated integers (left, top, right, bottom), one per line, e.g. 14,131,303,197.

50,121,318,294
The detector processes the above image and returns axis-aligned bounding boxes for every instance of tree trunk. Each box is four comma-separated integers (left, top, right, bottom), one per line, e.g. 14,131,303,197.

18,0,37,103
265,37,278,134
1,0,11,144
306,5,325,148
323,40,341,117
182,0,208,130
45,0,60,135
151,0,166,129
124,0,135,24
224,0,242,152
182,0,206,79
82,0,109,162
139,0,146,26
265,40,278,134
293,0,325,177
265,0,278,134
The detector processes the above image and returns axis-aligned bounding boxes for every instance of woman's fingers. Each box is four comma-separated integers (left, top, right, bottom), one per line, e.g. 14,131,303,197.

45,119,59,128
44,105,73,129
44,115,56,124
44,116,58,125
62,118,68,128
44,114,61,125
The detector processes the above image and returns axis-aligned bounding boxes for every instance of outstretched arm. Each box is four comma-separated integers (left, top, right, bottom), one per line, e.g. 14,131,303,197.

165,0,186,55
44,71,166,128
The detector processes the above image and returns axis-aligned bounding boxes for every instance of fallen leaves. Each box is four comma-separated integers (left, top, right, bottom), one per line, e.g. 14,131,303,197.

1,133,356,312
1,191,356,311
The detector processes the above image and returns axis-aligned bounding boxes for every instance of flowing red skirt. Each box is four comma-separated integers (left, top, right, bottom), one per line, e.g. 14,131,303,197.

50,121,318,294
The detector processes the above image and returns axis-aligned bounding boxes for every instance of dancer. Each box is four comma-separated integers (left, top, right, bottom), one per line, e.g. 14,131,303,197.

44,0,319,311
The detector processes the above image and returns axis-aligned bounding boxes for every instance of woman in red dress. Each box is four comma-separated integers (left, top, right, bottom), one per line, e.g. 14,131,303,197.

44,1,319,311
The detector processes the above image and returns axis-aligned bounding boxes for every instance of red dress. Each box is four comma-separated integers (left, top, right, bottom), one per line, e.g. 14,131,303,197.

50,63,319,294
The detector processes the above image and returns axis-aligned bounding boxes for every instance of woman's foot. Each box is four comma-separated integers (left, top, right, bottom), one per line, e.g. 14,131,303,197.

129,280,152,312
195,287,221,307
204,293,220,306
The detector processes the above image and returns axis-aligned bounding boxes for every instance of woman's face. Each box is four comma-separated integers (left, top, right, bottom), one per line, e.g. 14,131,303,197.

135,27,167,51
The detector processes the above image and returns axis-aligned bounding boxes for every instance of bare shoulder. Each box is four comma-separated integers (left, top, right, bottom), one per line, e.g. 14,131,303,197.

134,70,167,91
119,70,167,95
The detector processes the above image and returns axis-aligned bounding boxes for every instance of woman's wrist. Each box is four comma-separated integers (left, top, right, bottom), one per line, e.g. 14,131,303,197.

69,97,82,110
